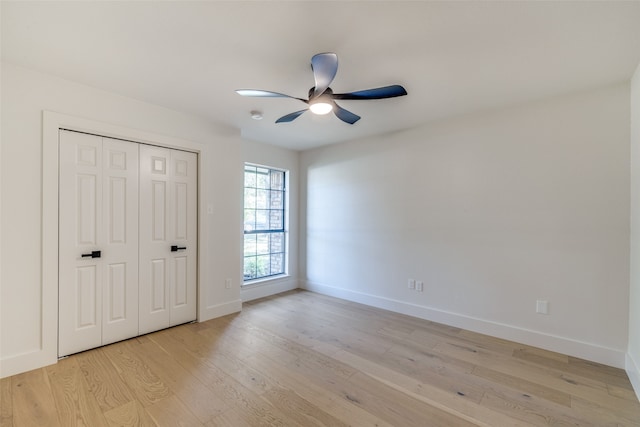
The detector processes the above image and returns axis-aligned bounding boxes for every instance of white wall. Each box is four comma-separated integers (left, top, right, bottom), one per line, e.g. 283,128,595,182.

2,59,634,378
240,139,300,302
301,83,631,368
1,63,243,377
629,63,640,397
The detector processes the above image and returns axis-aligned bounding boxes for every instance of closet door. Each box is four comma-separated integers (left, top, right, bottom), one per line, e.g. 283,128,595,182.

59,131,103,356
168,149,198,326
139,145,197,334
58,130,139,357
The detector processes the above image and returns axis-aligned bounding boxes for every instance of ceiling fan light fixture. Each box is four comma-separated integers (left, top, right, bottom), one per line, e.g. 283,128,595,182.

309,101,333,115
236,52,407,124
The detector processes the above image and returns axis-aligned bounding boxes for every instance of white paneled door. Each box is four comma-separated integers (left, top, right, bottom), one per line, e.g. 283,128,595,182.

59,130,139,356
59,130,197,357
139,145,197,335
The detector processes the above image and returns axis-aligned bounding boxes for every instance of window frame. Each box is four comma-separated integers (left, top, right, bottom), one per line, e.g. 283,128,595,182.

243,163,288,283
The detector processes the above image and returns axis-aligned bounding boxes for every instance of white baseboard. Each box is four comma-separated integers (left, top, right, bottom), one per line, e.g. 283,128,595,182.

303,280,626,369
199,299,242,322
1,348,57,379
241,277,299,302
627,353,640,402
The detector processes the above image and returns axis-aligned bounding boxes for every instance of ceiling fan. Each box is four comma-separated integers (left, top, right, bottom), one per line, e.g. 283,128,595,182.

236,52,408,125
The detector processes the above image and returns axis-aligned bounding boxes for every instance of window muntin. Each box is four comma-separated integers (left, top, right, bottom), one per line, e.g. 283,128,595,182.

243,164,286,281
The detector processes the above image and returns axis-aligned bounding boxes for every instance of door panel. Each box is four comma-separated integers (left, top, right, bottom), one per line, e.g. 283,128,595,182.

59,131,139,356
76,265,98,328
152,181,167,241
174,256,188,306
101,138,139,345
139,145,197,334
169,149,197,326
59,131,103,356
139,146,172,334
175,183,188,240
108,177,126,244
151,258,167,312
107,263,126,321
77,174,98,244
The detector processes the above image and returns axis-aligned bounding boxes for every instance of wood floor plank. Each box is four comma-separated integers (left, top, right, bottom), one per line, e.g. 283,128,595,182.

126,339,229,423
314,325,395,357
203,374,306,427
206,406,256,427
471,365,572,407
2,289,639,427
149,328,304,427
211,323,298,362
246,353,395,427
608,382,640,402
569,395,640,426
259,386,350,427
45,357,110,426
512,346,569,366
358,342,487,403
347,371,479,427
219,311,341,359
479,389,601,427
74,348,134,412
205,350,273,396
102,340,172,407
1,377,13,427
432,337,637,413
146,329,230,385
249,346,393,425
332,349,536,427
144,395,203,427
567,356,635,389
10,369,60,426
246,331,468,426
103,401,157,427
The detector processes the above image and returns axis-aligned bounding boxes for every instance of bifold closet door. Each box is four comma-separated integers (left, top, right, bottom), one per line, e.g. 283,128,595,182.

139,145,197,335
58,130,139,357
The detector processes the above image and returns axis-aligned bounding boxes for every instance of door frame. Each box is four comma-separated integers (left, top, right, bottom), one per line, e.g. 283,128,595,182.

42,111,208,366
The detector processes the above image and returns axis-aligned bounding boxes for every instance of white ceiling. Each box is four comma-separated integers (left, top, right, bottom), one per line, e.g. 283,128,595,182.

3,1,640,151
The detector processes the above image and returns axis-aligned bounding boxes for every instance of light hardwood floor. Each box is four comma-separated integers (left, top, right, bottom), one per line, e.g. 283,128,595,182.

1,290,639,426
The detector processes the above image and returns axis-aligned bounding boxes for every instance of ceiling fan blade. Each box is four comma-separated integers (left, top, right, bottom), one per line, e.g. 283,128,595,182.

275,109,308,123
236,89,306,102
311,53,338,98
333,103,361,124
332,85,408,100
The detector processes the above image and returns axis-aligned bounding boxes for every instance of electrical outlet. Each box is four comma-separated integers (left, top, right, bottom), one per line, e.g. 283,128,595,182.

225,278,232,289
416,281,423,292
536,300,549,315
408,279,415,290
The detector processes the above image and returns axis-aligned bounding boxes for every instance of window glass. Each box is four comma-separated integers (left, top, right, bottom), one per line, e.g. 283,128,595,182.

243,164,287,282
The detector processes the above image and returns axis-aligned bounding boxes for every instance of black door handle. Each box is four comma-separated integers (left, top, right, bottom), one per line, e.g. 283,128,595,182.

81,250,101,259
171,245,187,252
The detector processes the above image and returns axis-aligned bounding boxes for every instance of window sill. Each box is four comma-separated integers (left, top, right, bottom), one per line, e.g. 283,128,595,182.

242,274,290,288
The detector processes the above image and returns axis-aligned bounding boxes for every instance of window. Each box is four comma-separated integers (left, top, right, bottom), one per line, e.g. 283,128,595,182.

243,164,287,282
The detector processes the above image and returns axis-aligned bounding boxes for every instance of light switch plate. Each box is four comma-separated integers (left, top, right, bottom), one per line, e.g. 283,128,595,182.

536,300,549,315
